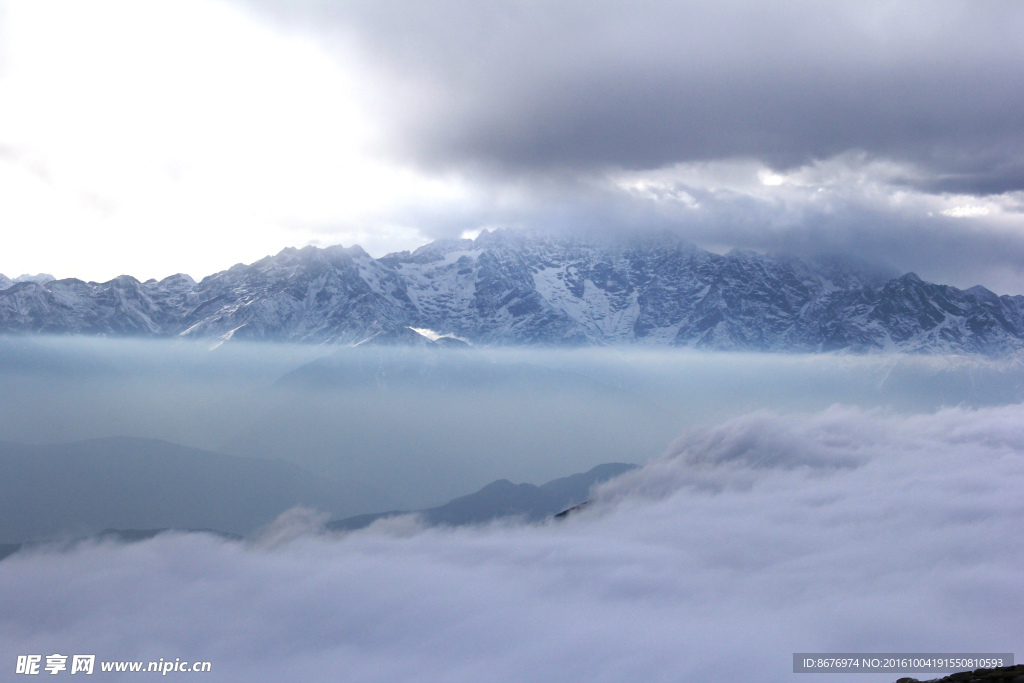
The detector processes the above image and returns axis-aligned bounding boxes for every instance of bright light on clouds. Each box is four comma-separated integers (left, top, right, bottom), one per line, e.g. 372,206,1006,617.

0,0,449,281
942,205,992,218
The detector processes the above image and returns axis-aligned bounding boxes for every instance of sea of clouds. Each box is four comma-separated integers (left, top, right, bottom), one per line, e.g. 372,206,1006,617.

2,402,1021,682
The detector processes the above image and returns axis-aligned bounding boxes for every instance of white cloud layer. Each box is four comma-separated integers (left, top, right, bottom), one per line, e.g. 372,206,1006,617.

2,403,1022,682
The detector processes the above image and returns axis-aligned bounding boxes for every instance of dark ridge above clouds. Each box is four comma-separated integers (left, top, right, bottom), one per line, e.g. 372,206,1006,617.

894,665,1024,683
328,462,637,531
0,452,635,550
2,230,1024,354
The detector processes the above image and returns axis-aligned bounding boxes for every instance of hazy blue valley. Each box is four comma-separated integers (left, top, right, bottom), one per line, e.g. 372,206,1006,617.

3,336,1024,545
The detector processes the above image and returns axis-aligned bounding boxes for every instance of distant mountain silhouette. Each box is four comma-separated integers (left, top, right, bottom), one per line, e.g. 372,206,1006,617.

328,462,637,531
0,437,385,541
0,461,639,561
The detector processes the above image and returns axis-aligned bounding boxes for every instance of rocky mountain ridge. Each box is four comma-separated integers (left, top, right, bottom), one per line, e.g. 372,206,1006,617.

2,230,1023,353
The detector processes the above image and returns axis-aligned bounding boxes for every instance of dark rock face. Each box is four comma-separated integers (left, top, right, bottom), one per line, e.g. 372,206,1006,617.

4,230,1024,353
896,664,1024,683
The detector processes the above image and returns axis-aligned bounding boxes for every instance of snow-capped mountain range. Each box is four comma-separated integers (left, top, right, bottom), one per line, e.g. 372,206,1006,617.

2,229,1023,353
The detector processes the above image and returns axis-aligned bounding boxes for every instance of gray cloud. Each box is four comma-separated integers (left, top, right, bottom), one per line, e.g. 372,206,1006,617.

2,402,1022,681
379,159,1024,292
247,0,1024,193
652,178,1024,293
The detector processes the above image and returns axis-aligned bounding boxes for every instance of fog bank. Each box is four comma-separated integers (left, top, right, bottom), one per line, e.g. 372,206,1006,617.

2,337,1024,510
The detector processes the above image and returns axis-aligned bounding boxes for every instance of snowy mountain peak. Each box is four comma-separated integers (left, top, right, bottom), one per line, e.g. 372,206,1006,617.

1,233,1023,354
15,273,56,284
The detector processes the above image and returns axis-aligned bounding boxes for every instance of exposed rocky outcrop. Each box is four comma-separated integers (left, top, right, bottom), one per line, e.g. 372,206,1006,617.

897,664,1024,683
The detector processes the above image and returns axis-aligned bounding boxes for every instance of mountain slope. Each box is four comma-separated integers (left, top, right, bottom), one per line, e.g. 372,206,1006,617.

3,230,1023,353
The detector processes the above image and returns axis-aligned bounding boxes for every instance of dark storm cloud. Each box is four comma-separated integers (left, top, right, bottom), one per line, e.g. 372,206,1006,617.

659,182,1024,292
390,159,1024,292
247,0,1024,193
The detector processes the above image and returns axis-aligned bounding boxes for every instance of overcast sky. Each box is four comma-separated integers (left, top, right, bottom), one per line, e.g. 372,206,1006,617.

1,0,1023,292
